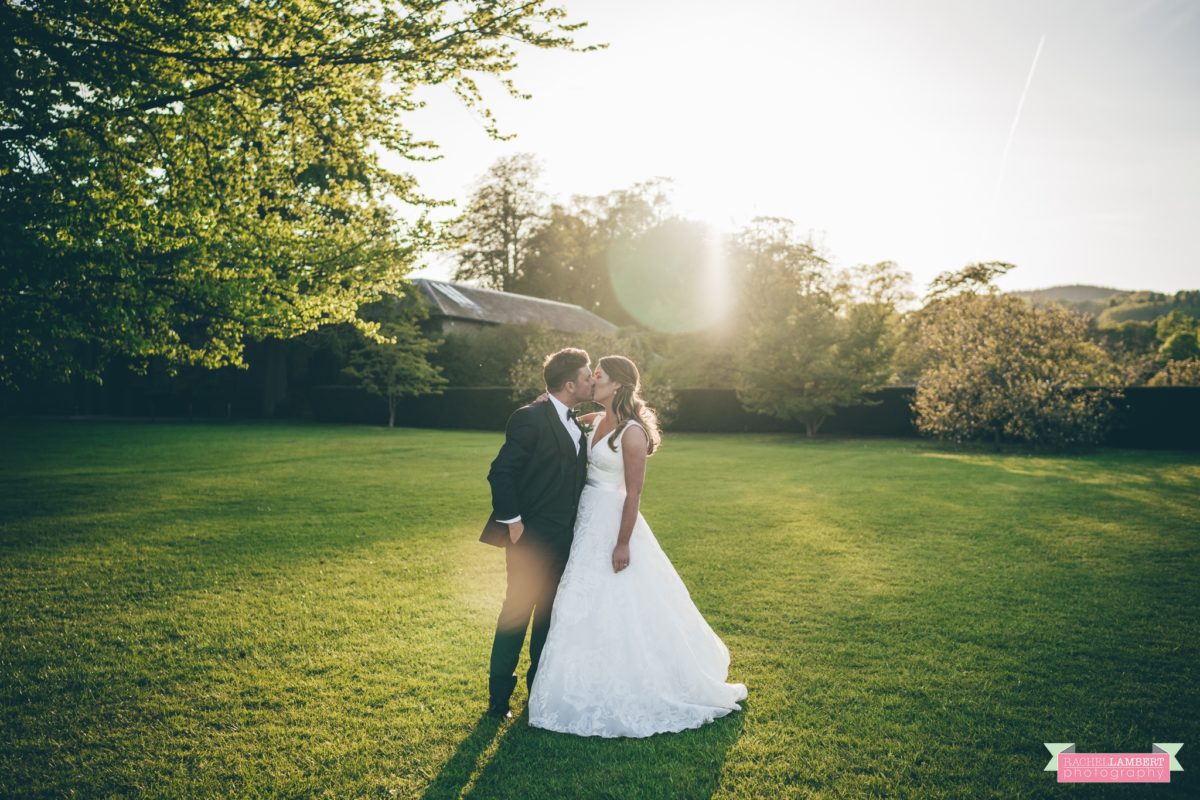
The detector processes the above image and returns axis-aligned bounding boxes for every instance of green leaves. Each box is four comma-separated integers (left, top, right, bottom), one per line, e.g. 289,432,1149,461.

341,317,446,427
912,268,1126,447
1,0,590,389
451,153,546,292
732,218,905,436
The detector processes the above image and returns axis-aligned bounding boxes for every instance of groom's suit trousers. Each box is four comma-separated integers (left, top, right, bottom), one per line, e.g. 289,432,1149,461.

488,528,571,703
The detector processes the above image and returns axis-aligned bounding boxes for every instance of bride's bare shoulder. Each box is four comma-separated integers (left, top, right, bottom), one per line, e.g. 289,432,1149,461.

619,419,648,445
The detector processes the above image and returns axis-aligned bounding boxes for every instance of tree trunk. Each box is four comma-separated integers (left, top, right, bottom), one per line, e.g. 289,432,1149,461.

804,414,826,438
261,338,288,417
388,396,396,428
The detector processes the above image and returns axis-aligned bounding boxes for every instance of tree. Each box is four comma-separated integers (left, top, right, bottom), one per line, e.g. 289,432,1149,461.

515,203,594,302
1091,319,1159,384
1155,311,1200,362
503,178,672,326
911,264,1124,448
0,1,594,389
342,319,446,428
731,219,903,436
657,328,741,389
1147,359,1200,387
452,153,547,291
833,260,913,386
1159,330,1200,362
431,324,538,387
1098,319,1158,355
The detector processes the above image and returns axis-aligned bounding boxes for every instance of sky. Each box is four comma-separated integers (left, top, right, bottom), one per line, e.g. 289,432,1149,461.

389,0,1199,296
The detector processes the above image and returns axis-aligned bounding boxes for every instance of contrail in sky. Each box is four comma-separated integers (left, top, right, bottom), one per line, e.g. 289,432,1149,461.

995,33,1046,199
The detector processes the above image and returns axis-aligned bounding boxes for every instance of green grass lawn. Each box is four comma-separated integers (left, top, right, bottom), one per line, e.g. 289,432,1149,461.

1,420,1197,799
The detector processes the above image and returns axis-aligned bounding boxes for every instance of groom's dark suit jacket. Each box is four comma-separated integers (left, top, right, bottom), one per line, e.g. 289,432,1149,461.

480,399,589,549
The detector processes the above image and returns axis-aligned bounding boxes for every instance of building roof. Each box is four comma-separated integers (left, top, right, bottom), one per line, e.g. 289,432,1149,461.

412,279,619,335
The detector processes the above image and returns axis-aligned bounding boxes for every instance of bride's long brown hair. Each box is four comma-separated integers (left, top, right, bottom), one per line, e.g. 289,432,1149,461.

599,355,662,456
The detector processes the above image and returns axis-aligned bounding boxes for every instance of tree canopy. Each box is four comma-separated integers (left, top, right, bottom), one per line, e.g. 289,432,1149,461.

911,264,1126,447
451,157,673,326
0,0,594,389
732,218,906,436
451,152,547,292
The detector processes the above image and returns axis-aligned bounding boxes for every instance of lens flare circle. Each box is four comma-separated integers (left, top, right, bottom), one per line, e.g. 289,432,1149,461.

606,221,734,333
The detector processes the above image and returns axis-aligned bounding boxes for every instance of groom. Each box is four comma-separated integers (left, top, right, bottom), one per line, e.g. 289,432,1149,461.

480,347,595,719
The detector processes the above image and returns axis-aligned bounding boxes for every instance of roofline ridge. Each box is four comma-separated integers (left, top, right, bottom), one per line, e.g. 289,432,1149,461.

412,277,595,314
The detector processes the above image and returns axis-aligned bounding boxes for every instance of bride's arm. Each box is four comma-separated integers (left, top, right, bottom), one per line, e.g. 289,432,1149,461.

612,424,649,573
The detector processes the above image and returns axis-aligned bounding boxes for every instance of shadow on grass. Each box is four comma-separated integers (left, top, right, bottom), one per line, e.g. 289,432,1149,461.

419,713,511,800
422,704,747,800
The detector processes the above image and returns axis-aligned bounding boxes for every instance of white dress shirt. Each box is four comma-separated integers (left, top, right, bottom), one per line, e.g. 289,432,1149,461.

498,393,581,525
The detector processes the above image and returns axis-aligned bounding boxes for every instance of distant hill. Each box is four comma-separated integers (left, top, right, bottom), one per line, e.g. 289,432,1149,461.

1013,284,1127,303
1009,285,1200,326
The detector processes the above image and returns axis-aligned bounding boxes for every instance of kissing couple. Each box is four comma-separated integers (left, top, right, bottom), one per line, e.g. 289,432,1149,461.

480,347,747,737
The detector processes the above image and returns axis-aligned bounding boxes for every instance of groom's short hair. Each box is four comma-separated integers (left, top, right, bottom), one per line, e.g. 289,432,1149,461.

544,348,590,392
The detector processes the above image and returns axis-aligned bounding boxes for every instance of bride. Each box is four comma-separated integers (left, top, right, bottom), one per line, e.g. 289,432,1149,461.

527,355,747,737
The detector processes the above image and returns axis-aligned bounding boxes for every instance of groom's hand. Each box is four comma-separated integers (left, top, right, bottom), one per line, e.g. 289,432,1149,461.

508,520,525,544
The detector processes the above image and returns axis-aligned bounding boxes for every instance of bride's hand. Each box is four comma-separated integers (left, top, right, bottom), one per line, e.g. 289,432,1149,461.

535,391,549,402
612,542,630,573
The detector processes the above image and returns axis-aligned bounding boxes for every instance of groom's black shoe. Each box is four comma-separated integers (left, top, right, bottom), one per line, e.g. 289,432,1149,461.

485,704,513,720
487,674,518,720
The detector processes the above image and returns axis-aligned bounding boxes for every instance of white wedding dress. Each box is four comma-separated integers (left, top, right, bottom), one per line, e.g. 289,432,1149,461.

527,412,748,737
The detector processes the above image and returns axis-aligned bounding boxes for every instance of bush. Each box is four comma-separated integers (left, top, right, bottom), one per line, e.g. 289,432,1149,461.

431,325,536,387
1148,359,1200,387
912,265,1125,448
